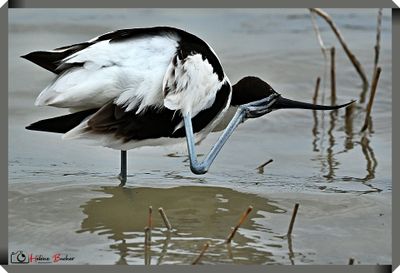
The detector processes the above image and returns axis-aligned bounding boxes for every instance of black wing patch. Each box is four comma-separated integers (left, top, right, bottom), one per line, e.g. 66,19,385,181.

94,26,180,43
88,102,182,141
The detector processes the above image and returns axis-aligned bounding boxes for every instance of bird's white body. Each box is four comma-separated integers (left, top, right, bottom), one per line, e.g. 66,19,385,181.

28,27,231,150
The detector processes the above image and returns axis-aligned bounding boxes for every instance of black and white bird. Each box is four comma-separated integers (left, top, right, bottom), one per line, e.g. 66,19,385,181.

23,26,352,186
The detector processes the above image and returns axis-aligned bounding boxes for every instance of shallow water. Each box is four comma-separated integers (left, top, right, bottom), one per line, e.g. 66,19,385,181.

8,9,392,265
8,183,391,265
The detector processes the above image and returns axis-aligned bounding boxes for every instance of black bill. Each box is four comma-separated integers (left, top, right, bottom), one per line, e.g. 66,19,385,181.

273,96,355,110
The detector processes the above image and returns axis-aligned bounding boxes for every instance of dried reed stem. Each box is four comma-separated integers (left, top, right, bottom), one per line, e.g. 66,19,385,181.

226,206,253,243
148,206,153,229
192,242,210,265
158,207,172,230
312,77,321,104
287,203,300,236
310,10,329,56
374,8,383,71
360,8,383,104
309,8,369,89
330,47,336,105
361,67,381,132
256,159,273,174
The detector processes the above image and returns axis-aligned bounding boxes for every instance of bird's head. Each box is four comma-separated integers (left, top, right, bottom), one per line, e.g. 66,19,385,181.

231,76,354,117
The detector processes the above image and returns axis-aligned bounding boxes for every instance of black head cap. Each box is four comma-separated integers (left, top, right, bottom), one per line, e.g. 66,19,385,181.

231,76,276,106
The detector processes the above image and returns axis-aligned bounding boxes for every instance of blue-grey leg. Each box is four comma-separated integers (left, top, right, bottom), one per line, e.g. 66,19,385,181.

118,150,127,187
183,110,245,174
183,94,279,175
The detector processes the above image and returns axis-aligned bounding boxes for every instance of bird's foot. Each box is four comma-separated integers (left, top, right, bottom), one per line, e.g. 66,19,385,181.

241,93,279,119
118,173,127,187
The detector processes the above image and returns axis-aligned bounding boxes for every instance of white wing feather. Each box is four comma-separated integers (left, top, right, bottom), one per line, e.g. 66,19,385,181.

162,54,223,117
35,36,179,112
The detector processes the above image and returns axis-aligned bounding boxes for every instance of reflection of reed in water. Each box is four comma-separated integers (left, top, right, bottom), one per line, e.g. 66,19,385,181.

309,8,383,188
288,235,295,265
311,93,379,186
311,110,320,152
156,232,171,265
323,110,339,181
342,135,380,193
344,104,355,150
341,104,378,185
311,77,321,153
75,186,286,265
358,135,378,182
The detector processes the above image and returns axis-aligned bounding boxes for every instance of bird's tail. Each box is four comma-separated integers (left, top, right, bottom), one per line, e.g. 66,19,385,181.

26,109,98,133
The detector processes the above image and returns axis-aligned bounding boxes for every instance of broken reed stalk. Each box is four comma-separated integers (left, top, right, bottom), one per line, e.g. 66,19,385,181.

374,8,383,71
348,257,355,265
158,207,172,230
256,159,273,174
330,47,336,106
361,67,381,132
226,206,253,244
312,77,321,104
148,206,153,229
287,203,300,237
144,226,151,247
310,10,329,56
360,8,383,105
192,242,210,265
309,8,369,89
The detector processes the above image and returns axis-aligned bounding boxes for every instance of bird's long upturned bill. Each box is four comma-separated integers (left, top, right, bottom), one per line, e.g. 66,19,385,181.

272,96,354,111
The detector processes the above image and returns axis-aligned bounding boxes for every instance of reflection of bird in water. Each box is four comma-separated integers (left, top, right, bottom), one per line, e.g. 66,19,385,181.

23,26,352,186
75,186,285,265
